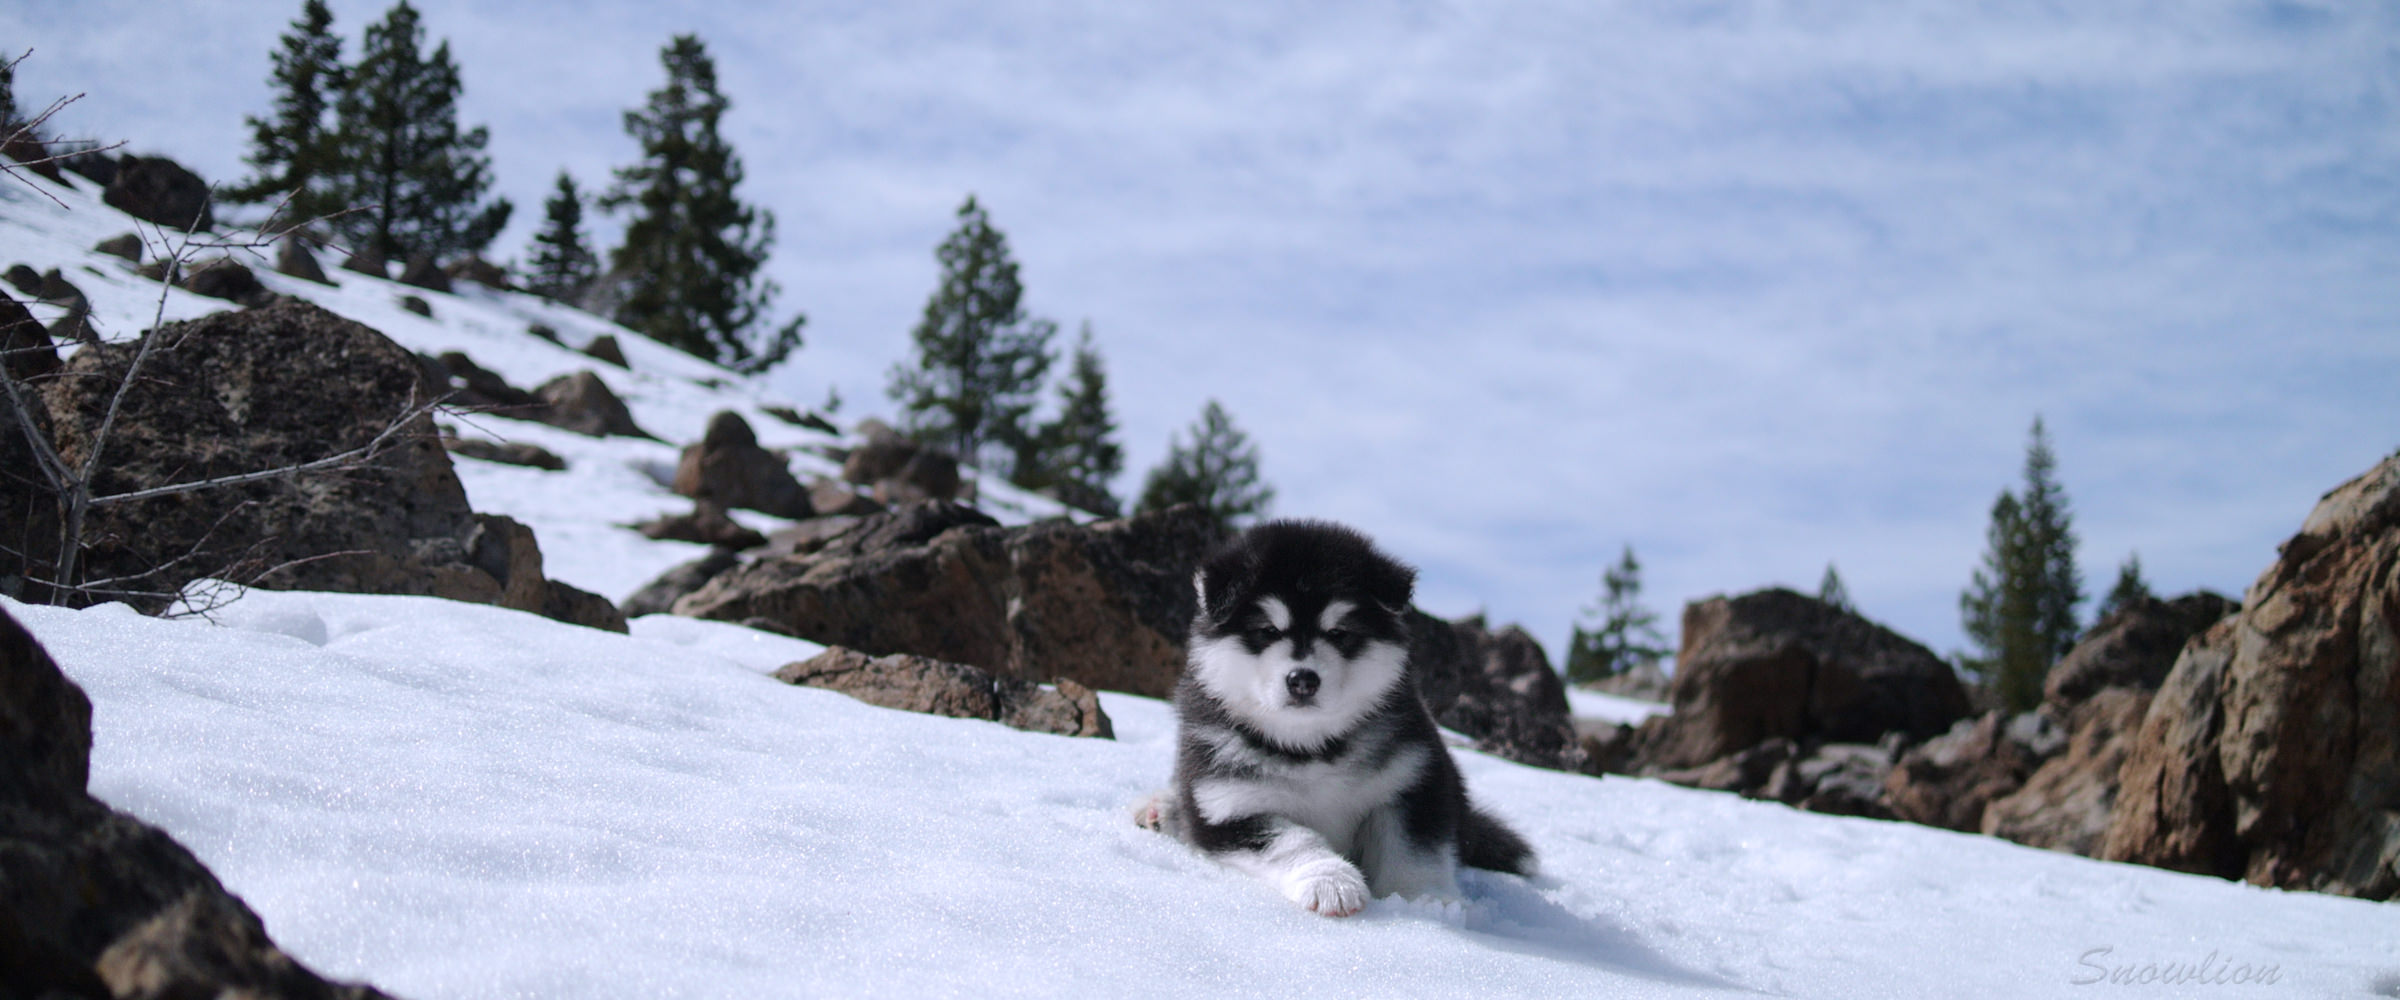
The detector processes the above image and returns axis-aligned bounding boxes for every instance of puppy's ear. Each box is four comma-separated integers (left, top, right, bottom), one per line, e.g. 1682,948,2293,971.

1371,558,1417,613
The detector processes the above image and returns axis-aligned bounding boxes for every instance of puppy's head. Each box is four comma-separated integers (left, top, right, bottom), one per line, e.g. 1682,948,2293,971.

1187,520,1416,751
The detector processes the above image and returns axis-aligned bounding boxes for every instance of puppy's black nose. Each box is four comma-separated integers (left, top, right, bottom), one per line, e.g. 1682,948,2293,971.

1285,668,1321,701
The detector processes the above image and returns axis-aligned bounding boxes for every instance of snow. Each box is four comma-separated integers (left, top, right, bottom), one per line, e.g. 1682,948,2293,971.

1564,687,1671,726
11,591,2397,999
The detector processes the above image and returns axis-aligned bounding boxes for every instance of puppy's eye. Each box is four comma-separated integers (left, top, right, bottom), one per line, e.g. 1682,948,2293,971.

1324,627,1352,642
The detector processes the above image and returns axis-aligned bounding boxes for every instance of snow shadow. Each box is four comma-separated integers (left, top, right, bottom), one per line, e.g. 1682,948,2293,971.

1446,871,1752,993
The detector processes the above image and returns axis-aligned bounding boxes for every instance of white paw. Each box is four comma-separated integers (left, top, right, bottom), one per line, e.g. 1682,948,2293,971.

1287,867,1368,918
1131,790,1173,832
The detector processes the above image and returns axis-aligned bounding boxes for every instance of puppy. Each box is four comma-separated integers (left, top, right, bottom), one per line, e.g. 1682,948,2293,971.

1138,520,1534,916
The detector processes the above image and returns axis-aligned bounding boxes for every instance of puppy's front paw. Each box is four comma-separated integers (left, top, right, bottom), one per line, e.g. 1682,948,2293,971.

1287,866,1368,918
1131,790,1174,832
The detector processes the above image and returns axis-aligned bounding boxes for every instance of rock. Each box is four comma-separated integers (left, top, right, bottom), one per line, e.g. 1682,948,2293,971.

842,433,962,503
527,323,561,344
808,476,885,517
1407,613,1582,770
1587,659,1671,702
442,435,566,471
94,232,143,263
774,645,1113,738
1575,718,1640,775
1636,588,1972,771
102,155,215,232
398,252,451,293
2045,592,2238,709
277,237,331,285
36,267,82,304
581,334,627,368
1794,742,1898,818
675,502,1202,698
1982,687,2153,855
180,257,272,307
1,289,59,383
1882,710,2058,832
0,605,400,998
61,149,120,187
1658,737,1797,794
637,499,768,550
759,515,868,561
2101,452,2400,899
340,244,387,278
2,132,66,184
46,293,96,345
4,263,41,296
623,549,744,618
433,350,541,413
444,255,510,289
542,578,630,634
671,411,809,517
33,299,608,630
399,294,432,317
532,369,651,439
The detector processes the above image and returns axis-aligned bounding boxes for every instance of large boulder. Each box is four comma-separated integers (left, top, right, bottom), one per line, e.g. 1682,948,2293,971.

2102,452,2400,899
1,605,399,997
101,156,214,232
1406,613,1581,770
1982,687,2154,854
675,501,1208,699
775,645,1113,738
35,299,623,631
2044,592,2238,708
1635,588,1972,771
671,411,810,518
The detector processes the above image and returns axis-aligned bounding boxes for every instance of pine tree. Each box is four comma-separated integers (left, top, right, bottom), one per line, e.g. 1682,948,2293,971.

1817,563,1854,612
1012,322,1123,515
1135,400,1272,534
322,1,511,262
2094,552,2155,622
888,194,1056,466
606,34,801,374
524,171,597,302
228,0,344,221
1960,417,2083,712
1564,545,1671,685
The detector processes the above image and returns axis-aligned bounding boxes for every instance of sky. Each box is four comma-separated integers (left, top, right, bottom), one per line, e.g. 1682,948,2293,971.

7,0,2397,662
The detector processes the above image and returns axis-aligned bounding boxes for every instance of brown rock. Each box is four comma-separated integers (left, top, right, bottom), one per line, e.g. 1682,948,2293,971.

670,411,808,517
94,232,143,263
444,255,510,289
340,244,387,279
398,252,451,293
0,289,59,383
1407,613,1582,770
399,294,432,317
808,476,884,517
775,645,1113,738
432,351,541,413
277,237,331,286
0,605,399,998
442,436,566,471
1637,588,1971,771
1983,687,2153,854
842,433,961,503
637,499,768,550
102,156,214,232
533,369,651,439
622,549,743,619
1882,710,2059,832
2103,453,2400,899
581,334,627,368
2,131,66,184
180,257,272,307
2045,592,2237,710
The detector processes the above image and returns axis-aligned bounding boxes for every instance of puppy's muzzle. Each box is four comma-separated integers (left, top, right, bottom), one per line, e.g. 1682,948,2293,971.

1284,667,1321,703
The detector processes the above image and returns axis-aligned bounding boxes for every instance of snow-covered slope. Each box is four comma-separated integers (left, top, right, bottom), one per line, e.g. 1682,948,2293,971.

10,591,2394,999
0,169,1075,603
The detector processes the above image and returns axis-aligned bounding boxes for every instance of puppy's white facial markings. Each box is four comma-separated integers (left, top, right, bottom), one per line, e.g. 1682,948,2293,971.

1257,596,1292,632
1317,600,1355,633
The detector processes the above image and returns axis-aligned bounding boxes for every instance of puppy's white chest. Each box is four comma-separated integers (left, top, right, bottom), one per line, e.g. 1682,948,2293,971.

1194,748,1428,855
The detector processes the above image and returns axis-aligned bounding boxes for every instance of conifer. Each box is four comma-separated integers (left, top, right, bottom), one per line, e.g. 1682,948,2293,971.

1135,400,1272,534
323,1,511,261
229,0,344,222
888,195,1055,465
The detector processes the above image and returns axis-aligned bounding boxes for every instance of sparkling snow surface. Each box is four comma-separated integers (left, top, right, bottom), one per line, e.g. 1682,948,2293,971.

12,593,2398,999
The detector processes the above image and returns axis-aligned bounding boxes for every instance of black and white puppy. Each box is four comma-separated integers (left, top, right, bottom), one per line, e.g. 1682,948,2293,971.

1137,519,1535,917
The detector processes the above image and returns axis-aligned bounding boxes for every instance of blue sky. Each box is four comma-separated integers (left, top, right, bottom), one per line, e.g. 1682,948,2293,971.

8,0,2397,664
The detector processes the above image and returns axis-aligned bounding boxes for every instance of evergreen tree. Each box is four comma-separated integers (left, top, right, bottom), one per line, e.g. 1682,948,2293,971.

1564,545,1671,685
888,194,1056,466
524,170,598,302
2094,552,2155,622
323,1,511,261
1960,417,2083,712
228,0,344,220
1135,399,1272,534
1818,563,1854,612
606,34,801,374
1012,322,1124,515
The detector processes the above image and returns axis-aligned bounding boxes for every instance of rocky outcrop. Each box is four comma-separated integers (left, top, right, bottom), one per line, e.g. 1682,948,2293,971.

1882,711,2061,832
1636,589,1971,771
2045,592,2237,707
775,645,1113,738
35,299,623,631
1406,613,1581,770
622,549,743,619
2101,452,2400,900
1,605,399,998
671,411,810,518
1982,687,2152,854
841,422,961,504
101,156,213,232
533,370,650,439
676,502,1209,699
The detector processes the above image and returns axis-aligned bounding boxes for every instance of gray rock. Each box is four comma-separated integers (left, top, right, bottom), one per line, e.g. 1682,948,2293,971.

93,232,143,263
102,156,214,232
277,237,332,285
180,257,271,307
581,334,628,368
775,645,1113,738
398,252,451,293
670,411,809,517
532,369,651,439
